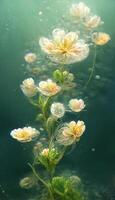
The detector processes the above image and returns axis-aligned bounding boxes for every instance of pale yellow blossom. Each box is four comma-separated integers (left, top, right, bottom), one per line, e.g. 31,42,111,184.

56,121,85,146
39,29,89,64
38,79,61,96
84,15,103,29
24,53,37,63
70,2,90,18
20,78,37,97
51,103,65,118
69,99,85,112
10,127,40,142
92,32,111,45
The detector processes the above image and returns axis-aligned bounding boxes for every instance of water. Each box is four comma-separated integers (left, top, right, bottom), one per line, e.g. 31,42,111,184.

0,0,115,199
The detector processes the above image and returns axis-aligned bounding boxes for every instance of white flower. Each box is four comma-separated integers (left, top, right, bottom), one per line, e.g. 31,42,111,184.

10,127,40,142
24,53,37,63
84,15,103,29
39,29,89,64
70,2,90,18
92,32,111,45
56,121,85,146
51,103,65,118
20,78,37,97
37,79,61,96
69,99,85,112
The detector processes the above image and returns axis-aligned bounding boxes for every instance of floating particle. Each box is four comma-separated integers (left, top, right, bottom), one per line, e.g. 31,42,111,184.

40,127,44,131
91,148,95,152
33,142,43,154
95,75,101,80
62,15,65,19
38,11,43,15
39,19,43,22
40,137,47,142
88,67,93,71
46,6,50,10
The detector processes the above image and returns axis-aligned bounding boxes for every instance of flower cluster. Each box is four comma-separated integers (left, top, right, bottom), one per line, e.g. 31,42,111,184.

20,78,61,98
70,2,103,28
70,2,90,19
69,2,110,46
10,2,111,200
50,98,85,119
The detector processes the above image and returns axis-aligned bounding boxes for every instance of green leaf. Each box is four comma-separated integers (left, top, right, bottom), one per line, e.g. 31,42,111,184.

35,114,44,121
48,148,60,165
53,70,63,82
52,176,84,200
38,154,49,169
38,95,44,107
43,97,51,114
52,176,66,195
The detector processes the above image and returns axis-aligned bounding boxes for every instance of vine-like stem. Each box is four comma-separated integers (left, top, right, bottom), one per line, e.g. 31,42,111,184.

84,45,97,88
30,67,68,200
28,163,54,200
29,98,39,107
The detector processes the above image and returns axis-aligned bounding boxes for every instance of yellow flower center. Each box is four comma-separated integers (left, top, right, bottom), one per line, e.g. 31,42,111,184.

47,83,58,92
70,124,83,138
56,39,73,55
17,131,30,139
96,36,108,44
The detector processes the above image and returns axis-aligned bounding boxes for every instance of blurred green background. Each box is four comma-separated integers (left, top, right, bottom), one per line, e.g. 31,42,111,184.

0,0,115,199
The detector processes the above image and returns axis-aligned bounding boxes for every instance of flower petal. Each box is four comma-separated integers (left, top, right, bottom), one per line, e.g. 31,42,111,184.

56,128,75,146
64,32,78,45
52,29,65,42
39,37,54,54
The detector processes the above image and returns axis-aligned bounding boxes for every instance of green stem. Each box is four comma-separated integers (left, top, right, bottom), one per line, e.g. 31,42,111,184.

28,163,54,200
28,163,48,188
42,97,51,120
40,96,52,138
84,45,97,88
29,98,39,107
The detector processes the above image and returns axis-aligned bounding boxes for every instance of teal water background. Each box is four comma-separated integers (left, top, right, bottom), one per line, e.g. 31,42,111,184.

0,0,115,199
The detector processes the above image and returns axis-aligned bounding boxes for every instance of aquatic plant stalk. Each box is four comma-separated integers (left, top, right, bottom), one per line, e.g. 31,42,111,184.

84,45,97,88
10,2,110,199
29,163,55,200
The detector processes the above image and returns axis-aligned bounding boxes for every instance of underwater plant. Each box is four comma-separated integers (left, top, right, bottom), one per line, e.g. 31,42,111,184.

10,2,110,200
